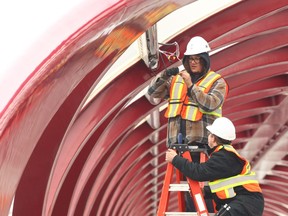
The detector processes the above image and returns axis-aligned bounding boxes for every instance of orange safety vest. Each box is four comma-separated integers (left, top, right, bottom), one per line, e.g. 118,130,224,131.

209,145,262,199
165,71,223,121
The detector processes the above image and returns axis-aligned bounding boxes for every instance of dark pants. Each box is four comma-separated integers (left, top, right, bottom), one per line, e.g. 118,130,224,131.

225,193,264,216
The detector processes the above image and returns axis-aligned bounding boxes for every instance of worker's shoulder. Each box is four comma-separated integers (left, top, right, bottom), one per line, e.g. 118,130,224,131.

215,146,237,156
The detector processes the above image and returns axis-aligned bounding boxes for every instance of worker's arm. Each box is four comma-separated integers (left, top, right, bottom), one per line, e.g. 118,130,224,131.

169,149,244,182
147,68,178,99
188,78,227,112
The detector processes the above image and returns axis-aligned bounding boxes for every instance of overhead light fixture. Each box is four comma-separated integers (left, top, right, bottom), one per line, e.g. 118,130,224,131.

138,24,159,71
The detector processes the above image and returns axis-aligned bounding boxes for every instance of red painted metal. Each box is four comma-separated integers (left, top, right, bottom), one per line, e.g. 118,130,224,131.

0,0,287,215
44,62,148,215
210,9,288,51
95,124,156,215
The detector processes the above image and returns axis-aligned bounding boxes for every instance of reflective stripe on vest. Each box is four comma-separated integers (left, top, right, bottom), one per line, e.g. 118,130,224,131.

168,76,186,117
208,145,262,199
165,71,222,121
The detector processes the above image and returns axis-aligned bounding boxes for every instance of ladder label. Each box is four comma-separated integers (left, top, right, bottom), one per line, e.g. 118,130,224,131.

195,193,205,212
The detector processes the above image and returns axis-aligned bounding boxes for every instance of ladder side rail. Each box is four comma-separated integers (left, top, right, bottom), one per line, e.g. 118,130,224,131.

200,152,217,213
157,162,174,216
182,151,210,216
199,152,207,188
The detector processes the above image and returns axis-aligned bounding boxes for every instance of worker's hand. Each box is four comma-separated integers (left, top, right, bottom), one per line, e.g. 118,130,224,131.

165,67,179,77
165,149,177,163
179,71,193,88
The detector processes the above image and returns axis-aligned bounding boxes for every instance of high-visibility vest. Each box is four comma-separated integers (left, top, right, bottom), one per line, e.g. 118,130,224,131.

208,145,262,199
165,71,223,121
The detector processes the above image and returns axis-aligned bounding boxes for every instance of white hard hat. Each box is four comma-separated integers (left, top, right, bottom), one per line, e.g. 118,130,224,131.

184,36,211,55
206,117,236,141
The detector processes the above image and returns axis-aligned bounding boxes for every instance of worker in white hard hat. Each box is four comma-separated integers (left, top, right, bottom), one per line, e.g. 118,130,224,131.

148,36,228,211
148,36,228,150
165,117,264,216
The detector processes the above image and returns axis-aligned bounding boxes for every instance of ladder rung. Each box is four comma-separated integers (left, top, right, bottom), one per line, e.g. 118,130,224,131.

169,183,190,191
165,212,198,216
165,213,215,216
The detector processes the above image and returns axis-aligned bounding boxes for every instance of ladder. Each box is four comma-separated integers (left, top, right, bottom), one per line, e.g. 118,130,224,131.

157,144,215,216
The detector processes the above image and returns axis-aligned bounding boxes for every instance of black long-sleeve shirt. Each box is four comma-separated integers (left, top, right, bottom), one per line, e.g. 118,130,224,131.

172,146,244,182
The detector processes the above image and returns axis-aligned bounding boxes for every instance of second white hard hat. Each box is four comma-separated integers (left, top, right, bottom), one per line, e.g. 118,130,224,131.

184,36,211,55
206,117,236,141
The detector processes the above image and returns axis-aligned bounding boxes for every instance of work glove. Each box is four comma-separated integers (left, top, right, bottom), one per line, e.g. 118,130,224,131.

165,67,179,77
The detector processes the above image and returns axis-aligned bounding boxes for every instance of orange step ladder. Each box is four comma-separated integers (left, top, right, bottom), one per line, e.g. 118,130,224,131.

157,143,215,216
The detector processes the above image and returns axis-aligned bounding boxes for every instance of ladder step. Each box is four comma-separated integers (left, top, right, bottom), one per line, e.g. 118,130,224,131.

169,183,190,191
165,212,198,216
165,213,215,216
